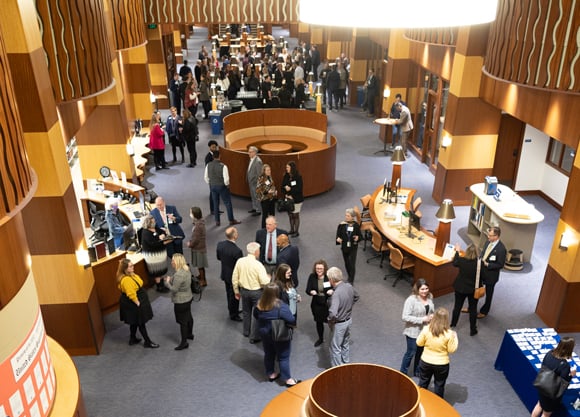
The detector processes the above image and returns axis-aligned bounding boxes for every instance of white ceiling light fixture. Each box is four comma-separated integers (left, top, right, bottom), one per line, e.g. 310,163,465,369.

299,0,499,28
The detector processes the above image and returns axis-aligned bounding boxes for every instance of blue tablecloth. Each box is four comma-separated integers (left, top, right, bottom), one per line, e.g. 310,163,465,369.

494,328,580,416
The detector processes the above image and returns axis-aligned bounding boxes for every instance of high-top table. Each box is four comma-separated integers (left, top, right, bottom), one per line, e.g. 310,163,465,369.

369,185,456,296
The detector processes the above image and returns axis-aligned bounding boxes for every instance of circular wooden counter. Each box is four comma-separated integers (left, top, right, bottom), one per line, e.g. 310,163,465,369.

261,142,293,154
261,364,461,417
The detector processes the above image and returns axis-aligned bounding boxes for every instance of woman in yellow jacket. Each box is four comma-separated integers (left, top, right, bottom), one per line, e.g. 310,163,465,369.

416,307,458,398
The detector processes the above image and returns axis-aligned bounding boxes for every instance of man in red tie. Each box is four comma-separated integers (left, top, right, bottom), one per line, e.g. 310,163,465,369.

255,216,288,274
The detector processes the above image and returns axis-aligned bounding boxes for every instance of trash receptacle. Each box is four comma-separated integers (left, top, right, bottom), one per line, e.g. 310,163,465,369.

209,110,222,135
357,86,365,108
230,100,243,113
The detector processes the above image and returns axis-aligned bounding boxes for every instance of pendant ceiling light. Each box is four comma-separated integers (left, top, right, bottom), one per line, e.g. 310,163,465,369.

299,0,499,28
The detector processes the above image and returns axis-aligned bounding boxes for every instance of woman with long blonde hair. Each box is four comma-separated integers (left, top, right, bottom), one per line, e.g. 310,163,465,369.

416,307,458,398
164,253,194,350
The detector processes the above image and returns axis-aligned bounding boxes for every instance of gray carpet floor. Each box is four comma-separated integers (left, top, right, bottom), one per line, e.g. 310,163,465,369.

72,27,577,417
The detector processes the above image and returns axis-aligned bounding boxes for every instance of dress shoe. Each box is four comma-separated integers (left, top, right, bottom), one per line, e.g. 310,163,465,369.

477,313,487,319
187,334,195,340
186,164,195,168
129,337,142,346
290,232,300,237
144,341,160,349
314,339,323,347
229,220,241,225
461,307,468,313
470,329,478,336
174,343,189,351
285,379,302,388
215,221,221,226
230,316,243,322
268,373,280,382
251,212,261,217
161,166,170,170
248,209,257,213
249,339,261,344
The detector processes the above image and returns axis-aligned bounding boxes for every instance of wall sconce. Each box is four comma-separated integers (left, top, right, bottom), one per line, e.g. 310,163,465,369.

76,249,91,268
559,231,574,250
434,199,456,256
383,87,391,99
441,134,452,149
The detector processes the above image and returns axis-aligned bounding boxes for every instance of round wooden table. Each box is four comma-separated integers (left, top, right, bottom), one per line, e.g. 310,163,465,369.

260,142,293,154
373,118,397,155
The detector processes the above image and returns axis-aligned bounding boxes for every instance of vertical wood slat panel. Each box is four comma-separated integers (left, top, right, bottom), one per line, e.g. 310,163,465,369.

485,0,580,92
109,0,146,50
36,0,114,102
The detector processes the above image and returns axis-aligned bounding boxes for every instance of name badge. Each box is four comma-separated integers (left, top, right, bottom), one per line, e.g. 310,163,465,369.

265,180,270,185
291,180,297,186
323,281,331,288
490,255,496,261
347,226,354,232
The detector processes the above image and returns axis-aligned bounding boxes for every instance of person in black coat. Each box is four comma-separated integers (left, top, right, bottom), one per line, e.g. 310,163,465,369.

305,260,334,347
179,109,198,168
255,216,288,273
335,208,363,284
479,226,507,318
532,337,576,417
450,244,480,336
216,226,244,321
276,234,300,288
281,161,304,237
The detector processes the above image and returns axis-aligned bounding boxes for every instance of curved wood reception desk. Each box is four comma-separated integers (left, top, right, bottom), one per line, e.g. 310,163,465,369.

261,363,460,417
221,109,336,197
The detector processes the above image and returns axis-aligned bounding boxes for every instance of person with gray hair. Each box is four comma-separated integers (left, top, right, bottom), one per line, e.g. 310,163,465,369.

247,146,263,216
327,267,359,367
336,208,363,283
232,241,271,343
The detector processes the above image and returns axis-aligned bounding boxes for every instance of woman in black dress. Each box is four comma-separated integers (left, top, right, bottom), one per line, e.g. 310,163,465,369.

281,161,304,237
305,260,334,347
117,258,159,348
140,215,172,292
532,337,576,417
180,108,198,167
450,244,480,336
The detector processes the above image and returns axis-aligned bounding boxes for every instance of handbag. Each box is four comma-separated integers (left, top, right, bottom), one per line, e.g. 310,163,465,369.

474,259,486,299
277,198,295,213
533,361,570,399
190,274,203,300
270,308,293,342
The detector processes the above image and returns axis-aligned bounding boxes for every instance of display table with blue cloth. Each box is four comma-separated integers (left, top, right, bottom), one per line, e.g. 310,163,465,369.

494,328,580,416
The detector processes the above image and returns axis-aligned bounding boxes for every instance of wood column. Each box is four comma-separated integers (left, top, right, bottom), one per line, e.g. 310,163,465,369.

146,25,170,110
383,30,412,116
2,0,104,356
536,160,580,332
432,25,502,205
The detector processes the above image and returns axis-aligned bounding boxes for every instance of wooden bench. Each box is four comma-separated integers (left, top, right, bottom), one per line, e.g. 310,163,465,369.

220,109,336,198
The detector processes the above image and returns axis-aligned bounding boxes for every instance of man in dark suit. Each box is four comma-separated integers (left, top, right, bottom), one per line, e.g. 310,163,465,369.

479,226,507,318
247,146,263,216
216,227,243,321
255,216,287,273
150,196,185,258
277,234,300,288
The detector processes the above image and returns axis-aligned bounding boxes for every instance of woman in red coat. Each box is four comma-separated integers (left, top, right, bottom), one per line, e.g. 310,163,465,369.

149,111,168,170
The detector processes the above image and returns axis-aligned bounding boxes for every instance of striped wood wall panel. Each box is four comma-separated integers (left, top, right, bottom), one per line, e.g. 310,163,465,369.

405,28,457,46
109,0,146,50
485,0,580,92
36,0,114,102
142,0,298,24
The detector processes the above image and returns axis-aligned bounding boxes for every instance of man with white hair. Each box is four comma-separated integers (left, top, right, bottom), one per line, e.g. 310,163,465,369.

232,242,271,343
327,267,359,367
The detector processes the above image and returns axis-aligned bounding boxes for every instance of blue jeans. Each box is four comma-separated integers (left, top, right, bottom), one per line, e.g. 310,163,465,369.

400,336,424,376
263,338,292,381
210,185,234,223
330,319,351,367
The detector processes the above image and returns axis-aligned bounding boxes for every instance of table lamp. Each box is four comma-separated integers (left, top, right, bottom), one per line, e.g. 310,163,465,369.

434,199,456,256
391,146,406,188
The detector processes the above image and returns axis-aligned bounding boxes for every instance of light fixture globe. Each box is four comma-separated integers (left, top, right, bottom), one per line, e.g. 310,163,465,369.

299,0,499,28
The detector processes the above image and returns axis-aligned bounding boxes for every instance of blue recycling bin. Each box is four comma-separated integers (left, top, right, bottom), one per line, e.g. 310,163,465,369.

209,110,222,135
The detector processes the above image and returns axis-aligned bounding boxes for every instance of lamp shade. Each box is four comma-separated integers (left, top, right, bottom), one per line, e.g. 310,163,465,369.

435,199,456,222
391,146,406,164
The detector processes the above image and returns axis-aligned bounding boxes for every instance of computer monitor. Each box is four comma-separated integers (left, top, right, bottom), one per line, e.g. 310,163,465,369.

139,191,146,212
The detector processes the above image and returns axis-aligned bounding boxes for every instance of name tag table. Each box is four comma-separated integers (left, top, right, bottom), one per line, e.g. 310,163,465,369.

494,328,580,416
373,118,396,155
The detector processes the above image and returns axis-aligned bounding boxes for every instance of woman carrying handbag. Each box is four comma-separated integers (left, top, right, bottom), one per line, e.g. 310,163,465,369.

450,244,481,336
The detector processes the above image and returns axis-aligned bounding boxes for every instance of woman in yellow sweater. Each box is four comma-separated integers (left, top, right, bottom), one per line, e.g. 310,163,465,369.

416,307,458,398
117,258,159,348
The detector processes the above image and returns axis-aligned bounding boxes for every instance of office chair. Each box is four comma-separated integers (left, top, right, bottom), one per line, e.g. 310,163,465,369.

366,227,389,268
89,201,109,242
386,242,415,287
357,195,374,250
